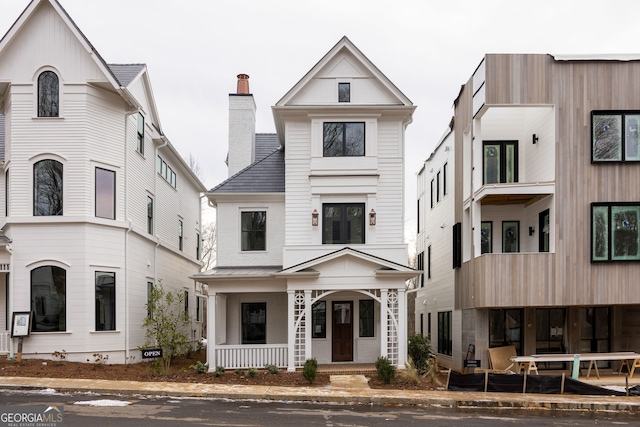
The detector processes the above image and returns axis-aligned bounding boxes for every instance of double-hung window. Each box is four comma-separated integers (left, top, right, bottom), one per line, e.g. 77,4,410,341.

137,113,145,155
592,111,640,162
95,167,115,219
483,141,518,184
147,196,153,234
322,203,364,244
323,122,365,157
592,202,640,262
241,211,266,251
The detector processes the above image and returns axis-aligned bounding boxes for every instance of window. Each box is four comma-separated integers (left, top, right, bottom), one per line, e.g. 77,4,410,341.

156,155,177,188
312,301,326,338
184,291,189,314
95,272,115,331
427,245,432,279
539,209,550,253
5,169,9,216
178,220,183,251
241,211,266,251
196,296,203,322
416,251,424,288
417,199,420,232
323,122,365,157
34,159,63,216
592,111,640,162
481,221,493,254
430,179,434,208
95,167,115,219
502,221,520,253
438,311,452,356
592,202,640,262
453,222,462,268
31,266,66,332
483,141,518,184
338,83,350,102
38,71,59,117
241,302,266,344
436,171,441,203
196,232,201,260
359,300,374,337
147,196,153,234
322,203,365,244
137,113,144,154
443,163,448,196
147,282,154,318
427,312,432,340
490,308,523,353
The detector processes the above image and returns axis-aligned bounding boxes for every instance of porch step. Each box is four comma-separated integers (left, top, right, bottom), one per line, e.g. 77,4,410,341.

317,363,376,375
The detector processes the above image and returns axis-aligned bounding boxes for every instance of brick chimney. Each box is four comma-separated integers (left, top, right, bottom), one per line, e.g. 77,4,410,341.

227,74,256,177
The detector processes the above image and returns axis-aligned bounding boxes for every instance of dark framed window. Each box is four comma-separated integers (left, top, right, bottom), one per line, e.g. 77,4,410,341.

417,199,420,232
196,232,201,260
31,266,66,332
95,167,115,219
359,300,374,337
427,245,432,279
453,222,462,268
34,159,63,216
416,251,424,288
502,221,520,253
147,196,154,234
184,291,189,314
137,113,145,154
539,209,550,252
156,155,177,188
312,301,326,338
323,122,365,157
592,111,640,162
490,308,523,354
241,211,266,251
5,169,9,217
483,141,518,184
38,71,59,117
242,302,266,344
427,312,431,340
322,203,365,244
591,202,640,262
481,221,493,254
196,296,203,322
437,311,452,356
147,282,154,319
430,179,434,208
178,220,184,251
338,83,350,102
95,272,115,331
436,171,441,203
443,163,448,196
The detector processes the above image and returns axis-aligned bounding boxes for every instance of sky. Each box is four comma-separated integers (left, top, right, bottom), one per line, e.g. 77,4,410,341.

2,0,640,245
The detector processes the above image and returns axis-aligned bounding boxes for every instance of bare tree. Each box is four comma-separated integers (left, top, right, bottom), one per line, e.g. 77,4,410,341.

200,218,217,271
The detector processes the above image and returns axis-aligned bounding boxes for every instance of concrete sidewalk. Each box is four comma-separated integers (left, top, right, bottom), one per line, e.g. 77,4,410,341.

0,375,639,412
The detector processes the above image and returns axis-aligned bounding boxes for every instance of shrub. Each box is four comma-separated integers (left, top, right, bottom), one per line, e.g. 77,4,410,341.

302,358,318,384
407,333,432,374
399,356,420,385
51,350,67,362
248,367,259,378
214,366,225,377
375,356,396,384
190,361,208,374
265,364,279,374
234,369,245,375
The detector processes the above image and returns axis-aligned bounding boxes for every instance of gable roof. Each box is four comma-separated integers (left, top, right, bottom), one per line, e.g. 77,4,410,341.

209,133,283,194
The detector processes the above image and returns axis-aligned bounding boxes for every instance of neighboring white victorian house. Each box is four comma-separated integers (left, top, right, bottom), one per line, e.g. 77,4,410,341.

0,0,206,362
194,37,418,371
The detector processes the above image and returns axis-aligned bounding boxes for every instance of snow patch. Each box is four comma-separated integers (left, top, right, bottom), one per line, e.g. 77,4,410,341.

74,399,132,407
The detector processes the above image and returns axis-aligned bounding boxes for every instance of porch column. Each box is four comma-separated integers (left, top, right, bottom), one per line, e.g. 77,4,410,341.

304,290,312,361
380,288,388,359
287,290,295,372
397,287,407,369
207,291,216,372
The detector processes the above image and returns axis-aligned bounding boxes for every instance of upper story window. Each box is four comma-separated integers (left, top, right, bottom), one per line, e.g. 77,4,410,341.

338,83,350,102
592,111,640,162
178,219,184,251
31,265,66,332
443,163,448,196
156,155,177,188
95,167,115,219
147,196,154,234
241,211,266,251
591,202,640,262
483,141,518,184
34,159,63,216
322,203,364,244
196,232,201,260
323,122,365,157
37,71,59,117
137,113,145,155
481,221,493,254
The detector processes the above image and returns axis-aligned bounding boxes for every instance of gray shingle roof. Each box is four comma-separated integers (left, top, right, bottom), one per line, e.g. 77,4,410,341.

0,114,4,162
108,64,145,87
255,133,280,159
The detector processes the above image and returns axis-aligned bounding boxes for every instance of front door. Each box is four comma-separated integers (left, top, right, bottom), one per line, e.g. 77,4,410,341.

332,301,353,362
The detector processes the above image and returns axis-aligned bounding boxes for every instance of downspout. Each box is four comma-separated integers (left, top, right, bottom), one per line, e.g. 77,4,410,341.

154,137,169,282
6,244,12,359
123,109,139,364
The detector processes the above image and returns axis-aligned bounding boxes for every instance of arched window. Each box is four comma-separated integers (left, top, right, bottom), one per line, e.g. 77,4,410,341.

31,265,66,332
34,159,63,216
37,71,59,117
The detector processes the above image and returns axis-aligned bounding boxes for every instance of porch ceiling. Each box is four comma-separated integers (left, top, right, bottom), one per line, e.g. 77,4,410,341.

480,193,548,206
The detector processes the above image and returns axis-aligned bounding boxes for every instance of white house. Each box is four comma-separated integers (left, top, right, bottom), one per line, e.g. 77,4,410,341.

194,37,418,371
0,0,207,363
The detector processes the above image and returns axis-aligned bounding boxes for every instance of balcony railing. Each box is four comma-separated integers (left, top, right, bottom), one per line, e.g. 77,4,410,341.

214,344,288,369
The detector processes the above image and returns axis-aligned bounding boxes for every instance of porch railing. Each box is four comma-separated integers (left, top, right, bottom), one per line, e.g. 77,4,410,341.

0,331,9,355
215,344,288,369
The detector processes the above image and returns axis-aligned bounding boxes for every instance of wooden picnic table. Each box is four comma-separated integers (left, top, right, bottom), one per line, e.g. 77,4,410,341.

510,352,640,379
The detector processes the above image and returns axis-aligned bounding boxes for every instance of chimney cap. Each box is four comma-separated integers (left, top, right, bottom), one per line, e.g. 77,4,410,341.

236,74,250,95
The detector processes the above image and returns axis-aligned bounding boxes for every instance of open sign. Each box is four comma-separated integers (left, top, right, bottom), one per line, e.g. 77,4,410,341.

142,348,163,359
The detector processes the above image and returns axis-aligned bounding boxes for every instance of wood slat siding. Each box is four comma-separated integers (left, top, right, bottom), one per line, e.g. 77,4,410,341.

458,54,640,309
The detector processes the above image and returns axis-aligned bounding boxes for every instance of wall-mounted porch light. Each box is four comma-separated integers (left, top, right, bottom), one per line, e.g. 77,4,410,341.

312,209,319,226
369,209,376,226
532,134,539,144
529,226,535,236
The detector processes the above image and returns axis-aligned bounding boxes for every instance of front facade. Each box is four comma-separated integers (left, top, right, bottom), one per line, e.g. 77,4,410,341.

418,54,640,371
0,0,206,362
195,37,417,371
